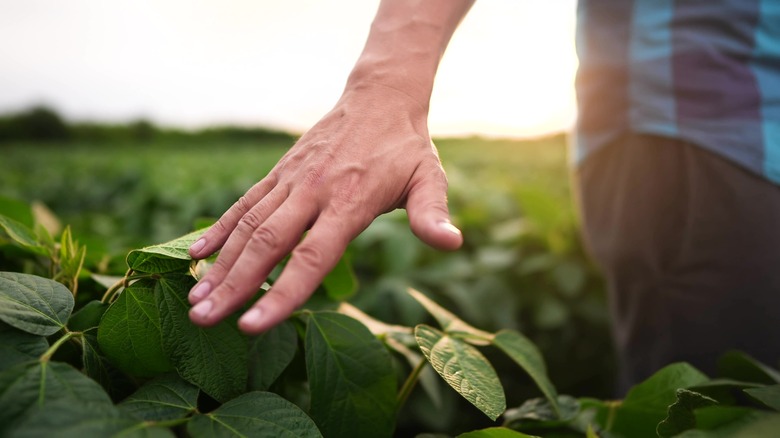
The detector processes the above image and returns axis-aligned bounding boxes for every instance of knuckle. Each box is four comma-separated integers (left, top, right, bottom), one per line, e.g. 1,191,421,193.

234,195,253,214
237,210,263,231
250,226,280,251
292,243,329,272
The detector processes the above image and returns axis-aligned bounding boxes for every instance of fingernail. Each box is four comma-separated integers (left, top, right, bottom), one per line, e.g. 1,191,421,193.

189,281,211,301
239,308,262,327
191,300,213,319
190,238,206,254
438,221,461,236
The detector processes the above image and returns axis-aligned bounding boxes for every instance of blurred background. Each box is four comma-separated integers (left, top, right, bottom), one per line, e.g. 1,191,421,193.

0,0,615,435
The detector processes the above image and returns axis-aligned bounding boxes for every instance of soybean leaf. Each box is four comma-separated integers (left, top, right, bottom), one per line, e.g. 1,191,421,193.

0,214,47,255
503,395,579,427
0,361,118,436
156,273,247,402
407,288,493,344
82,330,113,393
688,379,763,405
0,271,74,336
98,278,172,377
415,324,506,420
187,391,322,438
0,321,48,372
68,300,108,331
457,427,539,438
321,252,357,301
119,374,199,421
492,330,560,416
248,320,298,391
607,363,709,437
656,389,717,437
126,228,206,273
19,405,175,438
718,351,780,385
676,406,780,437
0,196,34,227
55,226,86,294
745,384,780,411
305,311,397,438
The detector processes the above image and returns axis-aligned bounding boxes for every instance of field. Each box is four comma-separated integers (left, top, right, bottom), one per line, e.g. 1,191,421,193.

4,134,780,437
0,134,614,428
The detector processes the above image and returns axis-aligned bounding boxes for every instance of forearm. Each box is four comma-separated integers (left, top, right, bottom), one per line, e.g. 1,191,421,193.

345,0,475,110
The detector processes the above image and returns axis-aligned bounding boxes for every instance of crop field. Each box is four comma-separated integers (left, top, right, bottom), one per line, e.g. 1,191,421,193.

3,134,778,437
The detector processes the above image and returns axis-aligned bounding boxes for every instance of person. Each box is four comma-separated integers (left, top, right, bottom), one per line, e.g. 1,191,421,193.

187,0,780,392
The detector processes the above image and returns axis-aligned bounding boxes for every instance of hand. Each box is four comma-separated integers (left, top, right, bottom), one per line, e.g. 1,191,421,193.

187,85,463,334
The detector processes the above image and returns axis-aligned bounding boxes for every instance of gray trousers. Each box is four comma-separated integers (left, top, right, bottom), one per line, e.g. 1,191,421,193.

576,132,780,394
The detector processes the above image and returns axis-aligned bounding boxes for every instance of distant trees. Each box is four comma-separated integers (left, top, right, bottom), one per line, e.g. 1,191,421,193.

0,106,70,142
0,106,295,145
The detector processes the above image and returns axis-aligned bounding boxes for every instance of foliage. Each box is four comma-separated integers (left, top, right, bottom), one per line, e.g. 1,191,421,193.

2,201,780,437
0,134,623,434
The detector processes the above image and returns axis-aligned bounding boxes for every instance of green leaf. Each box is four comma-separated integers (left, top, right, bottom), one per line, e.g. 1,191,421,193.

0,361,118,436
608,363,709,437
656,389,718,437
503,395,579,426
248,320,298,391
407,288,493,343
0,272,74,336
97,278,172,377
415,324,506,420
677,406,780,437
187,391,322,438
745,384,780,411
119,374,199,421
0,214,47,255
492,330,559,417
688,378,764,405
321,252,357,301
718,351,780,385
82,330,113,392
17,407,175,438
126,228,206,273
457,427,539,438
156,273,247,402
68,300,108,331
305,311,397,438
0,196,35,227
56,226,86,294
0,322,48,371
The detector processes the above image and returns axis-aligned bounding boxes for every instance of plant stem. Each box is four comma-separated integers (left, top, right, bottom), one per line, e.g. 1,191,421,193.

40,330,82,362
605,400,622,431
397,357,428,409
101,277,125,303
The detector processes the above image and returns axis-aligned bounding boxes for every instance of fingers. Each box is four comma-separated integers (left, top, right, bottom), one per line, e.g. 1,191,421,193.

188,186,288,305
237,212,365,334
405,166,463,251
189,177,277,260
188,194,317,327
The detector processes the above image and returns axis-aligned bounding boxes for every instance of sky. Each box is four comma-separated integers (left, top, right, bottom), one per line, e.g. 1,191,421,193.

0,0,579,138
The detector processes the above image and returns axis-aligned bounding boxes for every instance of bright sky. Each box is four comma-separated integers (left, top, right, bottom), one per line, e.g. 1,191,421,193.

0,0,578,138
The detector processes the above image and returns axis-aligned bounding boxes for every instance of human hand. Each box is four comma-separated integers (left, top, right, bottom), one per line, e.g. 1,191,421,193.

187,85,463,334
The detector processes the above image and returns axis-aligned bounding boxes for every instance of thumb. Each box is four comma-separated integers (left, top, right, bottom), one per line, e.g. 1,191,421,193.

405,169,463,251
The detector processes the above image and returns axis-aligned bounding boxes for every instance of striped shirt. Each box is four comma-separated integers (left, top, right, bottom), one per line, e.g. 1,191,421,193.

574,0,780,184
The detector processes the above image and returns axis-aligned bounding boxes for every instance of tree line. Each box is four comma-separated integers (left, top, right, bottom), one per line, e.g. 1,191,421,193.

0,106,296,144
